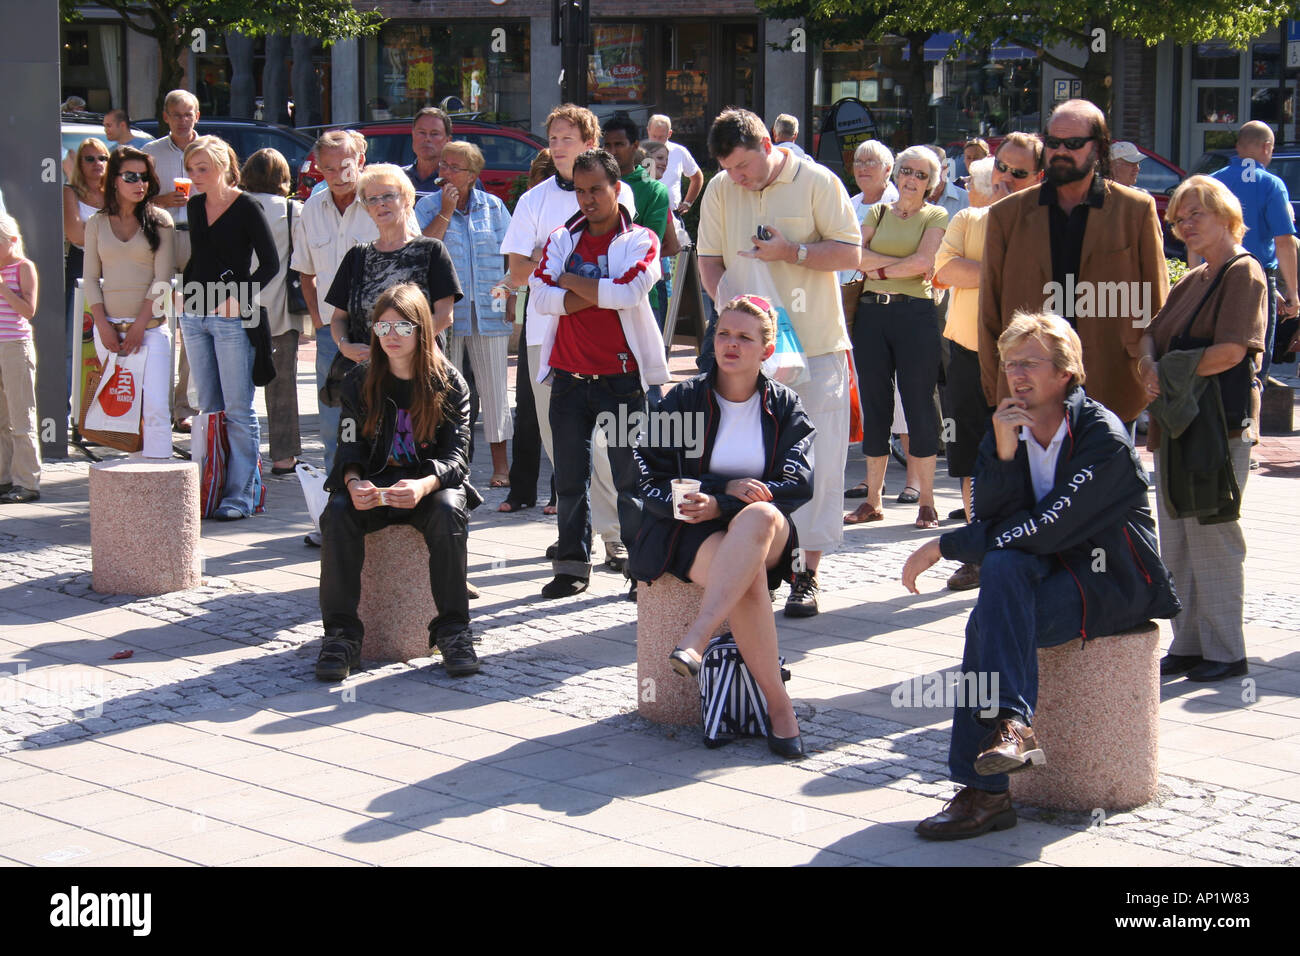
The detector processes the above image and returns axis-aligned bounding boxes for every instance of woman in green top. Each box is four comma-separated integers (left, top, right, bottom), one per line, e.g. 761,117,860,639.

844,145,949,529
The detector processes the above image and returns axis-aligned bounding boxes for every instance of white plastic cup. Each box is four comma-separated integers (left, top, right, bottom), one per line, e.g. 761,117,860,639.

671,478,702,521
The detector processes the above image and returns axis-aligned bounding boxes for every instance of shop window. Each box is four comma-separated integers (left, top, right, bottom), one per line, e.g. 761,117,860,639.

1192,42,1240,80
1252,42,1281,81
1250,86,1293,126
1196,87,1239,125
366,23,530,124
589,25,649,104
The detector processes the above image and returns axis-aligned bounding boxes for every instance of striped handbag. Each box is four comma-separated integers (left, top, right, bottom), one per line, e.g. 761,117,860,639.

698,633,790,749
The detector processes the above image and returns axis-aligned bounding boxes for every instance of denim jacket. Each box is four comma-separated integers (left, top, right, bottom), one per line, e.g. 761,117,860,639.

414,187,512,336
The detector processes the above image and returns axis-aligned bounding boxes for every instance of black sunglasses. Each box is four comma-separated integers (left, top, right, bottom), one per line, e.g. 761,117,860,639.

994,158,1032,180
118,171,147,184
1043,135,1095,151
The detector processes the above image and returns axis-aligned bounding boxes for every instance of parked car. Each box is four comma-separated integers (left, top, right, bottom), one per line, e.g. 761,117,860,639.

61,117,154,158
133,117,314,177
1190,146,1300,223
294,117,546,205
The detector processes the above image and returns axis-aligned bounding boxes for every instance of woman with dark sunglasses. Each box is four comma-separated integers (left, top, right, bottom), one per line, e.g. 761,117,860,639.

316,283,481,683
81,147,175,457
630,295,814,758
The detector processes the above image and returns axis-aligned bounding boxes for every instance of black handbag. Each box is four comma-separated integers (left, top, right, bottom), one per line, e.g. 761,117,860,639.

285,200,310,316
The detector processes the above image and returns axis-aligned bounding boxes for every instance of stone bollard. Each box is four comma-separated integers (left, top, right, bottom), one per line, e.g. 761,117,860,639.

358,524,438,662
1011,622,1160,812
90,460,201,595
1260,382,1294,435
636,575,728,726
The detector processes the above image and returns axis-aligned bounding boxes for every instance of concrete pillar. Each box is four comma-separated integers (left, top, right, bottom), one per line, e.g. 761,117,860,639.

332,38,360,125
531,16,562,135
126,18,158,123
291,33,321,127
263,34,290,125
226,31,256,118
764,19,807,147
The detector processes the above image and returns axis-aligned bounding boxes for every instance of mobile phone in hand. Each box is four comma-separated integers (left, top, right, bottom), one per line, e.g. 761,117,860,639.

755,225,772,242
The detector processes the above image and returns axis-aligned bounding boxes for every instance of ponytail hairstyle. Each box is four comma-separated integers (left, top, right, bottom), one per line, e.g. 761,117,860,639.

360,283,451,443
103,146,166,253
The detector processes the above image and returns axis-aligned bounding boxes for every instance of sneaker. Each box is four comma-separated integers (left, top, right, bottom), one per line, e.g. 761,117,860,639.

315,632,360,682
604,540,628,573
541,573,588,599
437,628,480,677
213,504,245,521
304,530,322,548
0,487,39,504
784,570,819,617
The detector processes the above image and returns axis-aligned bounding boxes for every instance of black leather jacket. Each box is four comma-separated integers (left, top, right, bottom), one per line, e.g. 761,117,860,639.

324,361,480,509
628,367,815,582
940,385,1181,642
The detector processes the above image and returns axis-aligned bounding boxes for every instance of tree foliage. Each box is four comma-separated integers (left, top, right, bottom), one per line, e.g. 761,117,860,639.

61,1,385,121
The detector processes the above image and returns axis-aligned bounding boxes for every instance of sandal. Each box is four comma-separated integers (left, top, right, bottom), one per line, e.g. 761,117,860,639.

542,503,558,516
896,486,920,504
915,505,939,529
489,474,511,488
844,502,885,525
497,499,534,513
845,480,870,499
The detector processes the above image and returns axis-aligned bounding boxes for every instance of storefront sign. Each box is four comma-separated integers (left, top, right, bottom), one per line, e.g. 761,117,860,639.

1288,21,1300,68
1052,78,1082,101
590,24,646,102
818,97,877,172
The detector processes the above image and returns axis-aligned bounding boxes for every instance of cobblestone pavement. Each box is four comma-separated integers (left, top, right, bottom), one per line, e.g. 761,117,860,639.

1,353,1297,866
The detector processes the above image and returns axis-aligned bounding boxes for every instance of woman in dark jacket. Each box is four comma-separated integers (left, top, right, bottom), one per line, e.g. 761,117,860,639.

630,294,815,757
317,283,481,683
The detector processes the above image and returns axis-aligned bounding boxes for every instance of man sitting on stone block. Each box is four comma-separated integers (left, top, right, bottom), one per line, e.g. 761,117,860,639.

902,311,1180,840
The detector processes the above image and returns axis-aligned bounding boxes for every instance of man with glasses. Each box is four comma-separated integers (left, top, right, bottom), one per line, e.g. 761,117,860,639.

142,89,203,432
978,100,1168,430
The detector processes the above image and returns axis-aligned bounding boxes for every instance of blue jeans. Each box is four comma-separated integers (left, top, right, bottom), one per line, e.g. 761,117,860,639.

947,549,1081,793
1259,268,1278,384
315,324,341,474
181,314,263,516
548,370,645,577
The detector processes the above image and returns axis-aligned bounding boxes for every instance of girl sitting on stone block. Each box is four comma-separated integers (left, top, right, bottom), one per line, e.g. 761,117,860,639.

316,283,481,682
629,295,815,758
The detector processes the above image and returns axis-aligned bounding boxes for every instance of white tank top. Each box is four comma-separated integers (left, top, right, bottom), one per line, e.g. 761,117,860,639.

708,390,765,479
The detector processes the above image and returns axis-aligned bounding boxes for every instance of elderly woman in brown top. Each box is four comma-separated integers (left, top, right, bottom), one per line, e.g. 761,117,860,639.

1138,175,1267,683
82,147,176,458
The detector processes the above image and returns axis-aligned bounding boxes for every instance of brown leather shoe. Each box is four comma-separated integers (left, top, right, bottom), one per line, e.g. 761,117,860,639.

915,786,1016,840
946,562,981,591
974,718,1046,776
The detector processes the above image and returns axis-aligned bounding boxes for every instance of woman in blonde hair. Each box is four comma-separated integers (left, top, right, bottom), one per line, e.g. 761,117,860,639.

317,283,479,682
1140,175,1268,682
181,135,279,520
64,138,110,410
630,294,815,758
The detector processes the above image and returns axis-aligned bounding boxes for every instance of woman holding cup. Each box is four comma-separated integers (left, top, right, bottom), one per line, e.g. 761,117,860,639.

629,294,815,758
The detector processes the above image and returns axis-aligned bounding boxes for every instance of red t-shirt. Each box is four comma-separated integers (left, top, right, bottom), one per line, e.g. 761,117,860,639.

548,228,639,376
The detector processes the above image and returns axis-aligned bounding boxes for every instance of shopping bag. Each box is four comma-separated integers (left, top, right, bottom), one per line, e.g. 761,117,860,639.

846,350,864,445
295,462,329,533
78,350,145,452
193,411,230,518
717,257,810,387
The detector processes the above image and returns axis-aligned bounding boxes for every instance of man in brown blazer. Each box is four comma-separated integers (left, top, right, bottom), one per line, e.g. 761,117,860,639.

979,99,1169,426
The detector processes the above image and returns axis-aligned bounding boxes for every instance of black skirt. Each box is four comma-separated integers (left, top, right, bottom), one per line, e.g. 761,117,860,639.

661,513,800,592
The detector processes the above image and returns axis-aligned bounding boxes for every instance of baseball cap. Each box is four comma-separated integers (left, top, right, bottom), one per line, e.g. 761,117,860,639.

1110,141,1144,164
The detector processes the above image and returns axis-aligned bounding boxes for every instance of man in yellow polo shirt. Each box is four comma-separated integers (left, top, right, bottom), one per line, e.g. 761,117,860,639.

697,108,861,617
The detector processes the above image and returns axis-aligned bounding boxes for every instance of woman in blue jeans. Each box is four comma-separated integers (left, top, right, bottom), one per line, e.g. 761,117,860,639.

180,136,279,519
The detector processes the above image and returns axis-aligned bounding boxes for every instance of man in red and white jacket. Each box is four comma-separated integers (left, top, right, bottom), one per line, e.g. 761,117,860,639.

529,149,671,599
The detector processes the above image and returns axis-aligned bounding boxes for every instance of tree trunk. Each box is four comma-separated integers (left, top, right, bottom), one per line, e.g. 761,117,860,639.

154,28,186,124
227,31,256,118
291,33,321,127
906,32,931,143
263,34,290,124
1081,15,1114,122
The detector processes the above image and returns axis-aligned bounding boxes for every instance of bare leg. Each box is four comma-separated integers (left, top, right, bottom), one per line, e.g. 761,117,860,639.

728,570,800,738
914,454,937,509
902,434,919,491
679,502,788,655
962,476,973,520
490,440,508,478
865,454,888,510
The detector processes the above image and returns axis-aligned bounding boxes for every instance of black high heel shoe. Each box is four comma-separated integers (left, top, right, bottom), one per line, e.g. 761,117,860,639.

767,731,805,759
668,647,701,678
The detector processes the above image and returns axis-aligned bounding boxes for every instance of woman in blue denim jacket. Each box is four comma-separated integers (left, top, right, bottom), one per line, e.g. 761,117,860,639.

416,141,514,486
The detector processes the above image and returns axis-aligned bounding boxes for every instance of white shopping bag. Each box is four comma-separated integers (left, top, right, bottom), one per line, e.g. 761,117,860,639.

83,349,147,435
296,462,330,532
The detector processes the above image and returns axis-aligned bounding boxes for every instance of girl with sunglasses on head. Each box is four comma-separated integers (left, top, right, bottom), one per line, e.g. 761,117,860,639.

82,147,175,458
316,283,481,683
629,294,815,758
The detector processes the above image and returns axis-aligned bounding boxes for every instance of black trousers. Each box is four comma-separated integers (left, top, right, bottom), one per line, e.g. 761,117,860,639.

505,302,546,507
853,295,942,457
319,487,470,644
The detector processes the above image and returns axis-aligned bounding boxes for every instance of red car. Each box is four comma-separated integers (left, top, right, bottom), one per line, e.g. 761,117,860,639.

296,117,546,206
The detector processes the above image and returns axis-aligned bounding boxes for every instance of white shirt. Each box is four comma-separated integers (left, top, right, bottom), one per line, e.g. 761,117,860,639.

141,135,194,226
1022,417,1069,502
709,391,765,479
499,175,636,347
289,187,379,322
662,140,701,208
933,181,970,221
778,141,807,159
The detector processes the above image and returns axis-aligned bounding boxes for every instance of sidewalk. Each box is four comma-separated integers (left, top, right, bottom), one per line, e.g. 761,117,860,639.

1,343,1297,866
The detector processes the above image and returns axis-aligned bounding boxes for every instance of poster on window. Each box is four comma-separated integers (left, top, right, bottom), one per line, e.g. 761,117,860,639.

407,48,434,101
590,25,646,103
461,57,486,112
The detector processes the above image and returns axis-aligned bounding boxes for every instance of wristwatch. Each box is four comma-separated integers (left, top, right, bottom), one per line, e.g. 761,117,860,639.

795,243,809,264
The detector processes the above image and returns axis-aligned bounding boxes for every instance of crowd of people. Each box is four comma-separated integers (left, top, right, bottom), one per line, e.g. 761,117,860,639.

0,90,1294,840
